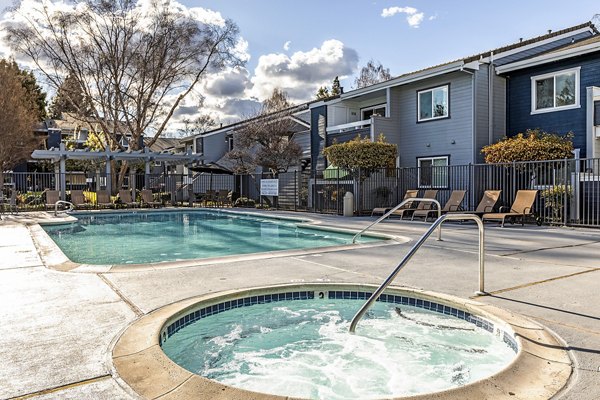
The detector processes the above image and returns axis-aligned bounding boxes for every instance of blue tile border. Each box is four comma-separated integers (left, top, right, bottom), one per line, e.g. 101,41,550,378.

160,290,518,354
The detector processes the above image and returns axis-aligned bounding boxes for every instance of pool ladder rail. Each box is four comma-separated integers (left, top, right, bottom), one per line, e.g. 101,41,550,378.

54,200,75,217
349,213,486,333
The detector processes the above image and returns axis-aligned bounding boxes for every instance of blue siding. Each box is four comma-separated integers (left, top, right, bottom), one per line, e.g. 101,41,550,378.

310,106,326,171
506,51,600,158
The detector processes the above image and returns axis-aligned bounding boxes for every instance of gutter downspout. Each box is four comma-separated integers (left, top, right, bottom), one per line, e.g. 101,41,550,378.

488,52,494,146
460,67,476,164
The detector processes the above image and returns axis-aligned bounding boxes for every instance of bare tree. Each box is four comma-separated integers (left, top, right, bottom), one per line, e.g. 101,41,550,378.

175,114,218,138
6,0,242,189
0,60,40,188
227,88,302,175
354,60,392,89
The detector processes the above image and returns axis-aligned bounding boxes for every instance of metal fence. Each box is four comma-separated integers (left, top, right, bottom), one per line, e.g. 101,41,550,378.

2,158,600,227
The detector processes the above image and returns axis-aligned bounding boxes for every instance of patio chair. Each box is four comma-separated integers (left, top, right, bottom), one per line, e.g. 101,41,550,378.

412,190,466,221
371,189,418,216
482,190,538,227
141,189,162,208
96,190,114,208
119,189,138,208
70,190,88,210
392,189,438,220
1,189,18,214
217,189,230,207
456,190,502,217
203,190,216,207
45,190,60,210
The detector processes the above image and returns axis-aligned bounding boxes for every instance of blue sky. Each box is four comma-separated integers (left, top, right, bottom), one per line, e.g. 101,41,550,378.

192,0,600,90
1,0,599,127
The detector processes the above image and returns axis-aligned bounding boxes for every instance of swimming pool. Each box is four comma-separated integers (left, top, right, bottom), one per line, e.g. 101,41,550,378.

42,210,381,265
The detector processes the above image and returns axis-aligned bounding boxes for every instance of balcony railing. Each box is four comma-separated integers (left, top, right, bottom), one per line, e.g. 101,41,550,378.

326,120,372,134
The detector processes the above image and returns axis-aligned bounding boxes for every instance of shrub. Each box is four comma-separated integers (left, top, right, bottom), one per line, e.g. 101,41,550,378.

323,134,397,170
481,129,573,163
234,197,255,207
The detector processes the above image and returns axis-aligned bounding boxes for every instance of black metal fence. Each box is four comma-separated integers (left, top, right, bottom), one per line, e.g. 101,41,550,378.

2,158,600,227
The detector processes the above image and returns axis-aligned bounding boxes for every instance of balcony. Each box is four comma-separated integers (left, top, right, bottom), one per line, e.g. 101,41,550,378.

326,116,396,146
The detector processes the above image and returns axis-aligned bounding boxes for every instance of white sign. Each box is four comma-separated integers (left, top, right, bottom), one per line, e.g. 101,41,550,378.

260,179,279,196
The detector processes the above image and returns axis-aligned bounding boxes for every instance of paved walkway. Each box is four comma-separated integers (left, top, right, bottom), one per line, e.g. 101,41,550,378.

0,211,599,399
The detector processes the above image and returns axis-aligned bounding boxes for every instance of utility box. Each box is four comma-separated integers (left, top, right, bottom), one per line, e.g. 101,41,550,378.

343,192,354,217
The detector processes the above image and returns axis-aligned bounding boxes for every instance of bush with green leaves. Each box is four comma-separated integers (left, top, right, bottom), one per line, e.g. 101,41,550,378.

481,129,573,163
234,197,256,208
322,134,397,170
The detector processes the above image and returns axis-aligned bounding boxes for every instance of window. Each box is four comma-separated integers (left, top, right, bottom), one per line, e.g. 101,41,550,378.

418,156,448,188
227,136,234,151
531,68,580,114
418,85,449,121
195,137,204,154
361,104,387,120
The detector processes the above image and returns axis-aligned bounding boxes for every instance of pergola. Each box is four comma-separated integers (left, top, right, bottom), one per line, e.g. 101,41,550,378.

31,143,204,202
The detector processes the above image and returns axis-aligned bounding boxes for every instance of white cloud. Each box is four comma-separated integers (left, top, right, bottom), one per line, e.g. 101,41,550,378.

381,6,426,28
250,39,359,102
429,15,437,21
283,40,291,51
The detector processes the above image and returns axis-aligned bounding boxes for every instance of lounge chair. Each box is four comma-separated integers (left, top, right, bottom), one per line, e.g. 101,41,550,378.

119,189,138,208
96,190,114,208
70,190,88,209
217,189,230,207
203,190,216,207
482,190,538,227
455,190,502,217
371,189,418,216
391,189,438,220
141,189,162,208
412,190,466,221
45,190,60,210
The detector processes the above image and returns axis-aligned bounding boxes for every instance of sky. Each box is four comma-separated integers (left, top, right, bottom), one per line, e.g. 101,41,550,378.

1,0,599,133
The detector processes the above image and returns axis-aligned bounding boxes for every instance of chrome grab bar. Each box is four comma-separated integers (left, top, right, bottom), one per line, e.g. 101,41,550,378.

349,214,486,333
352,198,442,243
54,200,75,216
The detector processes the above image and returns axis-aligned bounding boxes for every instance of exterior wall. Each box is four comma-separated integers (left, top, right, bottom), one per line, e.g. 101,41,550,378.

200,132,229,163
310,105,327,171
326,95,386,127
505,51,600,157
393,71,474,167
492,73,507,144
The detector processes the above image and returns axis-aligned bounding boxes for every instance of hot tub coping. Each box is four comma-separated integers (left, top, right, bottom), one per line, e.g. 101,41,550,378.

111,283,572,400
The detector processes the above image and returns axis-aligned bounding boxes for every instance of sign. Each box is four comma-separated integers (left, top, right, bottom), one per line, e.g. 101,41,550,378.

260,179,279,196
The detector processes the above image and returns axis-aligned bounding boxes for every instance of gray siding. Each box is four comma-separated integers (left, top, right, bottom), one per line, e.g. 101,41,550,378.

202,132,229,163
393,71,474,167
492,74,506,144
372,115,399,144
291,130,311,158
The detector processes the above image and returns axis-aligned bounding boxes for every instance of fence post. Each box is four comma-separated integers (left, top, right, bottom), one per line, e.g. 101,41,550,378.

563,158,568,226
294,171,297,212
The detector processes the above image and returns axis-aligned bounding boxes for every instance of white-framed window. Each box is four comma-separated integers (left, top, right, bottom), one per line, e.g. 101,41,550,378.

418,156,449,188
227,136,234,151
531,67,580,114
418,85,449,122
361,104,387,120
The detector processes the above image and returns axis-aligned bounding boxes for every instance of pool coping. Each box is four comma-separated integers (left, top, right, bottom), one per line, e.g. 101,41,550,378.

28,208,409,273
111,283,572,400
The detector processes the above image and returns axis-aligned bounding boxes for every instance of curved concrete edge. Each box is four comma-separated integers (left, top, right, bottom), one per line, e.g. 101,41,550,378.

27,210,409,273
111,283,573,400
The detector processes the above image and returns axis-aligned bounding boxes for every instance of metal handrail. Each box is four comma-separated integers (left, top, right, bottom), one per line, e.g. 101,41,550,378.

54,200,75,216
349,214,486,333
352,198,442,243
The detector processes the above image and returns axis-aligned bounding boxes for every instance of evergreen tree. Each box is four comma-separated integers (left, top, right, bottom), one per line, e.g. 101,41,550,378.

315,86,330,100
331,76,341,96
48,74,92,119
1,60,47,121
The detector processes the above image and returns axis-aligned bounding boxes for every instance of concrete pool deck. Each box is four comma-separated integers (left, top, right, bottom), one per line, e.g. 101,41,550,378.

0,210,599,399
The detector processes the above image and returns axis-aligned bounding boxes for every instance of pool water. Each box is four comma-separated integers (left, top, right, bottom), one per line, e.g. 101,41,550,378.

161,299,516,399
42,211,379,264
